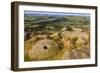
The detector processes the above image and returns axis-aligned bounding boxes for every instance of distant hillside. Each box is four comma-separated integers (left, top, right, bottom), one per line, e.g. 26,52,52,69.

24,14,90,33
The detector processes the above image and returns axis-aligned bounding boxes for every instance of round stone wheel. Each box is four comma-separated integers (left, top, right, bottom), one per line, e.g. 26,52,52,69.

28,39,60,60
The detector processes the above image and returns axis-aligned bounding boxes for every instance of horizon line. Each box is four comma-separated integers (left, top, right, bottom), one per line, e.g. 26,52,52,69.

24,10,90,16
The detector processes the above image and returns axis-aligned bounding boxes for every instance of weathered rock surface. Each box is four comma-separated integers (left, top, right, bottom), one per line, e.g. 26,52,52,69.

28,39,60,60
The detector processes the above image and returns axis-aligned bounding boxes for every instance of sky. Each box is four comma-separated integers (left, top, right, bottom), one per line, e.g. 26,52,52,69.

24,10,90,17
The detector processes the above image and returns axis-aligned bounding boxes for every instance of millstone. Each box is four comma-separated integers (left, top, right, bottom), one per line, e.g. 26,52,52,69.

28,39,60,60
